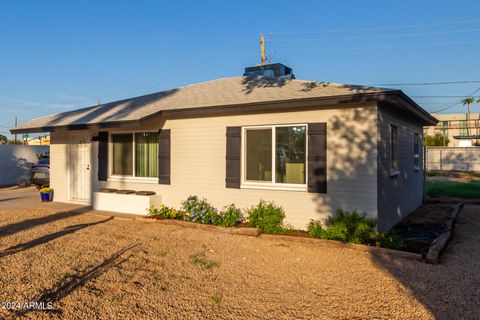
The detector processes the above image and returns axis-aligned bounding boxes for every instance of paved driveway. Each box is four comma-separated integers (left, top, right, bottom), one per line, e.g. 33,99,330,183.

0,186,84,211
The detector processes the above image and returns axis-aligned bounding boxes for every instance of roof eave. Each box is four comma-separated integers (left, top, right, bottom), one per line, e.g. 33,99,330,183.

10,90,433,133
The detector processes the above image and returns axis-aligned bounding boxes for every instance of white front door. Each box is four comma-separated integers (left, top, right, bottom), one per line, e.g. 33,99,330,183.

69,135,91,202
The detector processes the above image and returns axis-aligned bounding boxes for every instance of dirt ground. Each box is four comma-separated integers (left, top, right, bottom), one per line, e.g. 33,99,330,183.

427,170,480,183
0,205,479,319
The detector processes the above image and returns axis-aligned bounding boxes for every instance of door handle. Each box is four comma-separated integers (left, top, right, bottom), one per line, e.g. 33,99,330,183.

86,164,90,171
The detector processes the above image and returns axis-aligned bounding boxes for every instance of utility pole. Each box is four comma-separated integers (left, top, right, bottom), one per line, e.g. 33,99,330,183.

260,34,265,65
14,116,17,143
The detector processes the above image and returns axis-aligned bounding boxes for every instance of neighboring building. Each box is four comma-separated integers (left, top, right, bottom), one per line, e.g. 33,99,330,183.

26,135,50,146
425,113,480,147
11,63,437,232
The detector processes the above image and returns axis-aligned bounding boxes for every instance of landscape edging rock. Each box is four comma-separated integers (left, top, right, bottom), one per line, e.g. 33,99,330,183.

424,203,463,264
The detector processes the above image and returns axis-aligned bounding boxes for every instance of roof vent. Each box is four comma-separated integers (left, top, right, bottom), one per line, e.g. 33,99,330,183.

243,63,295,79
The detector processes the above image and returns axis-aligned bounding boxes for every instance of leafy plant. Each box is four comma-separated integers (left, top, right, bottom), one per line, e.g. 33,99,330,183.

308,210,406,250
147,205,187,220
181,196,221,225
246,200,285,234
426,170,440,177
308,209,376,244
371,232,405,250
218,204,244,227
424,133,449,146
210,294,222,304
307,220,323,238
39,187,53,193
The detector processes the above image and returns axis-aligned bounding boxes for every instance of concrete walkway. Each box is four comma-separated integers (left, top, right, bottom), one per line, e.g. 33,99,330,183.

0,186,86,212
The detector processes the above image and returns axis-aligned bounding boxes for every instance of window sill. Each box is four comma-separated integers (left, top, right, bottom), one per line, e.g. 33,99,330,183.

107,176,158,184
389,169,400,177
241,183,307,192
414,166,420,172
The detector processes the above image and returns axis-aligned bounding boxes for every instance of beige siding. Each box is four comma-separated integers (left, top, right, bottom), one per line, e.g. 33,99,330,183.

49,131,69,203
55,104,379,229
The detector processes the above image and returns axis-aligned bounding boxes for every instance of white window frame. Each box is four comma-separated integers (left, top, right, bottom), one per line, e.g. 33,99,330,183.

241,124,308,192
108,131,158,184
413,132,420,172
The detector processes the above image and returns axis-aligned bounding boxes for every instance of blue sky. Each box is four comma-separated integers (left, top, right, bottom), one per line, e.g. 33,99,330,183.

1,0,480,138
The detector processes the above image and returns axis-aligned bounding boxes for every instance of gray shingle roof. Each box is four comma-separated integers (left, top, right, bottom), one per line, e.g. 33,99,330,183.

11,76,400,132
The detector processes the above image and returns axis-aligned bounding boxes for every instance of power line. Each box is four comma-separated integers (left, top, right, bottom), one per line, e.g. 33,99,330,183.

274,28,480,42
373,80,480,86
273,19,480,35
430,87,480,113
276,40,480,52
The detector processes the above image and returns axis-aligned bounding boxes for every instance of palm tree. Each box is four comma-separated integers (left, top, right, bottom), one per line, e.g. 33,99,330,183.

461,97,475,136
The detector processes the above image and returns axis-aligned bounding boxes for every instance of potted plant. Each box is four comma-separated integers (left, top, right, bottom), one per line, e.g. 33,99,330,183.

39,187,54,202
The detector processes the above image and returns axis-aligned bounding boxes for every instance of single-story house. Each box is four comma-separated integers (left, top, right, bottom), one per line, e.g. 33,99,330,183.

11,63,437,231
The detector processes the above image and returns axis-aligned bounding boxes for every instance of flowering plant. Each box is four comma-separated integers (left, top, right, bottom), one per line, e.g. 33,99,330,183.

147,205,187,220
181,195,221,225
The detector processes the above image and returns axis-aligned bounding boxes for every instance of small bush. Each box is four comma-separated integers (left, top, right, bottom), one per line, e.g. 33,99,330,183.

371,232,405,250
246,200,285,234
308,210,406,250
308,209,376,243
147,205,187,220
426,170,440,177
181,196,221,225
39,187,53,193
307,220,323,238
218,204,244,227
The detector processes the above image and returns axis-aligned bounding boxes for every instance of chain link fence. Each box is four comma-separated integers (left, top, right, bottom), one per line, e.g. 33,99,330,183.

425,147,480,182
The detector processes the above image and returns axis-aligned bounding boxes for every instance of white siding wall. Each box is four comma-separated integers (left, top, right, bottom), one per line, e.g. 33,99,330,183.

49,131,70,202
51,104,378,229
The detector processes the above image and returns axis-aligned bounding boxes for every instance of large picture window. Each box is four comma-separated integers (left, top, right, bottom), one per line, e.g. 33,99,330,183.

243,124,306,188
111,132,158,178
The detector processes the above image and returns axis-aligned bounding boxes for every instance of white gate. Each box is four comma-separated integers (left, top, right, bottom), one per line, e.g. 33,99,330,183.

68,135,91,202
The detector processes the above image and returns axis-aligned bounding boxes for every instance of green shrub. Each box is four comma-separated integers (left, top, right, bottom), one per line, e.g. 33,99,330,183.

308,209,376,243
218,204,244,227
147,205,187,220
308,210,406,250
307,220,324,238
426,170,440,177
181,196,221,225
371,232,405,250
246,200,285,234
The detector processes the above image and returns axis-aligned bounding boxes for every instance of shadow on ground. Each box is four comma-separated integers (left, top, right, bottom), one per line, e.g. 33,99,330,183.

0,206,91,239
0,217,113,259
15,243,140,317
370,205,480,319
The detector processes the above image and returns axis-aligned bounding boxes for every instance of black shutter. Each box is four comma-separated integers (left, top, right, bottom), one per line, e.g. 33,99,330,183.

98,131,108,181
225,126,241,188
307,123,327,193
158,129,171,184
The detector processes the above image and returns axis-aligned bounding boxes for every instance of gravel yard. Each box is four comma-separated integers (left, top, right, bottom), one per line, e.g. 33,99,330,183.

0,204,479,319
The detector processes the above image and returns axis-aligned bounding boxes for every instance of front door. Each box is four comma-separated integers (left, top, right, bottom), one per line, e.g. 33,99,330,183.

69,135,91,202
